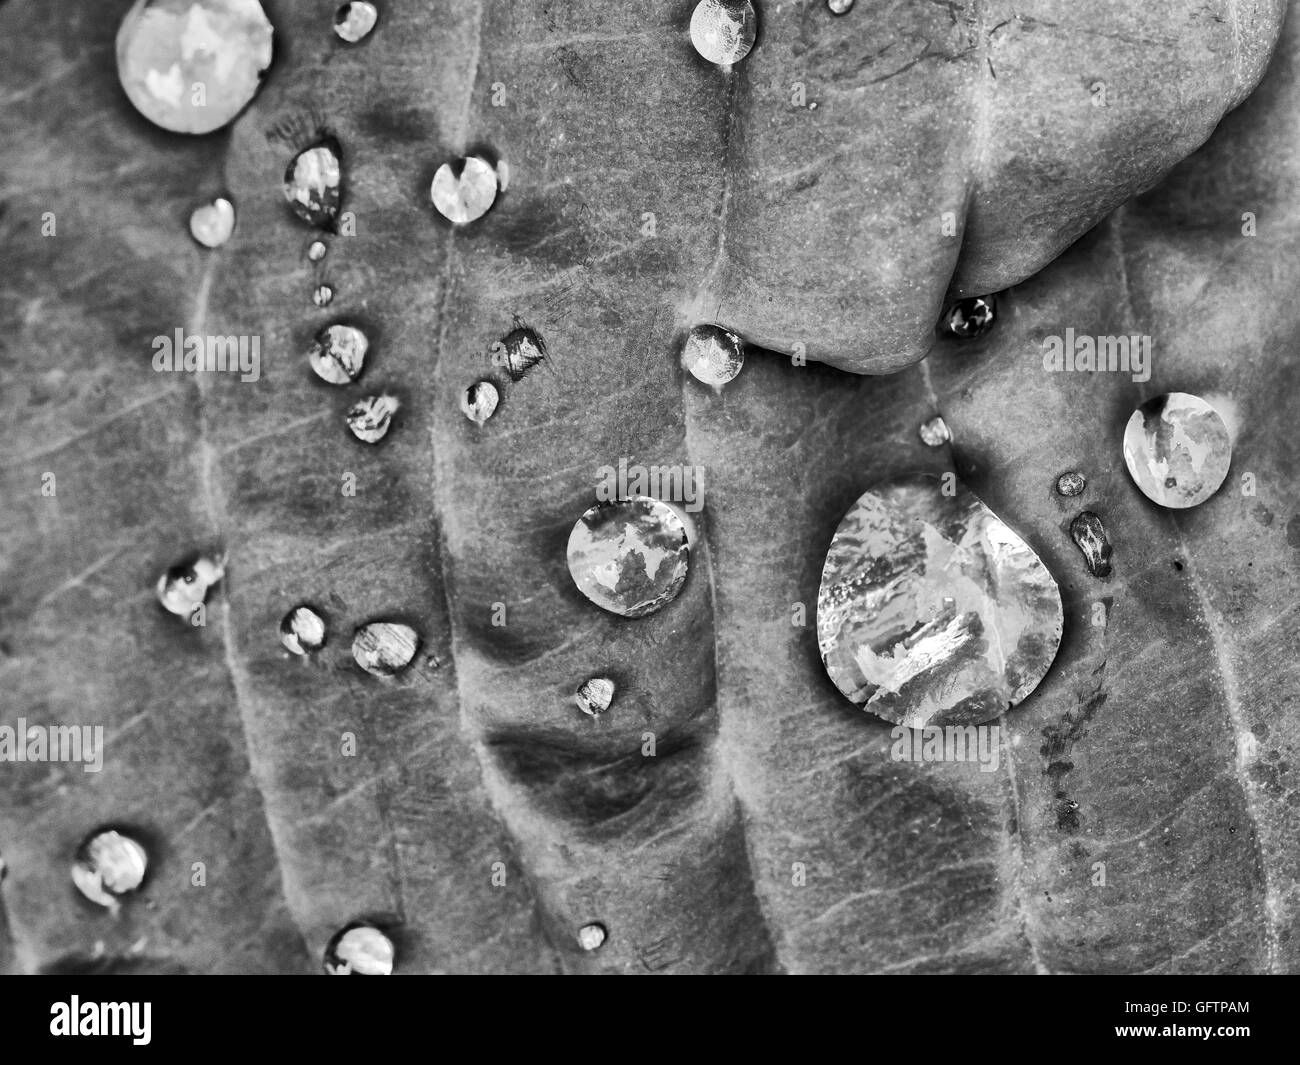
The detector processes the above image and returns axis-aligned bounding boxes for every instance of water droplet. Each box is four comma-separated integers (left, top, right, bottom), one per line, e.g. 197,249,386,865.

333,1,378,43
280,605,326,654
577,923,607,951
285,138,343,228
490,328,545,382
918,416,950,447
1070,511,1113,579
346,393,399,443
72,830,147,911
690,0,757,66
461,380,499,425
817,473,1063,727
312,283,335,307
189,196,235,248
1122,392,1231,508
575,677,615,717
309,323,368,384
156,553,224,617
116,0,274,134
682,324,744,389
324,923,394,975
495,159,511,193
1056,471,1087,497
567,497,690,618
828,0,855,13
940,295,997,339
431,155,498,224
307,238,328,262
352,622,420,676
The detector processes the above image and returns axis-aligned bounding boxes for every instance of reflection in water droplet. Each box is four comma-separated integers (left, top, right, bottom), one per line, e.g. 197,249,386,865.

1055,471,1086,497
918,416,950,447
280,605,326,654
1122,392,1231,508
568,497,690,618
116,0,274,134
431,155,499,224
352,622,420,676
309,323,368,384
285,138,343,228
940,295,997,339
72,830,148,911
575,677,615,717
157,554,224,617
461,381,499,424
577,923,607,952
1070,511,1113,578
333,1,378,43
690,0,757,65
313,283,335,307
307,239,328,262
346,393,399,443
490,328,545,382
189,196,235,248
682,324,744,389
324,923,394,975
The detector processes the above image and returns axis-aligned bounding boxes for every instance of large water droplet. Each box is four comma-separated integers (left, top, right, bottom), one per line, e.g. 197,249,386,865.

690,0,757,66
309,323,368,384
189,195,235,247
817,473,1063,727
431,155,499,224
346,393,399,443
333,2,378,43
324,923,394,975
285,138,343,228
1122,392,1231,508
116,0,274,134
682,324,744,390
72,830,148,911
567,497,690,618
352,622,420,676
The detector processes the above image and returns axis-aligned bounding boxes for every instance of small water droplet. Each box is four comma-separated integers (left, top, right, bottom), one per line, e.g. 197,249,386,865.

280,605,326,654
116,0,274,134
1056,471,1086,497
352,622,420,676
918,416,950,447
309,323,368,384
1070,511,1113,578
940,295,997,339
828,0,855,13
577,923,607,952
490,328,545,382
189,196,235,248
346,393,399,443
568,498,690,618
431,155,498,224
324,923,394,975
307,239,328,262
312,282,335,307
575,676,615,717
682,324,744,389
461,380,499,424
333,1,378,43
72,830,147,911
156,553,224,617
690,0,757,66
1122,392,1231,508
285,138,343,228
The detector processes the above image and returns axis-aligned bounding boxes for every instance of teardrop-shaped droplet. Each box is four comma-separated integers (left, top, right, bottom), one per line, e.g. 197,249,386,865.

285,138,343,228
939,295,997,339
461,381,499,424
1122,392,1231,508
490,328,545,382
352,622,420,676
324,923,394,975
333,1,378,43
72,829,148,910
280,605,326,655
682,324,744,389
430,155,499,224
690,0,757,65
567,497,690,618
189,196,236,248
817,473,1063,727
346,393,399,443
309,323,368,384
156,553,224,617
918,415,950,447
1069,511,1113,578
116,0,274,134
575,676,615,717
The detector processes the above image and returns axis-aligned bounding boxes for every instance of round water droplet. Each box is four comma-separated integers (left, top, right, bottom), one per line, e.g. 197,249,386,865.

577,923,607,952
690,0,757,65
817,474,1063,727
333,1,378,43
1122,392,1231,508
189,196,235,248
461,380,499,425
940,295,997,339
72,830,148,910
324,923,394,975
156,553,224,616
490,328,545,382
313,283,335,307
116,0,274,134
828,0,854,13
567,497,690,619
285,139,343,228
346,393,399,443
918,415,950,447
309,323,368,384
280,605,326,654
352,622,420,676
575,677,615,717
307,239,328,262
682,324,744,389
1056,471,1086,497
431,155,499,224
